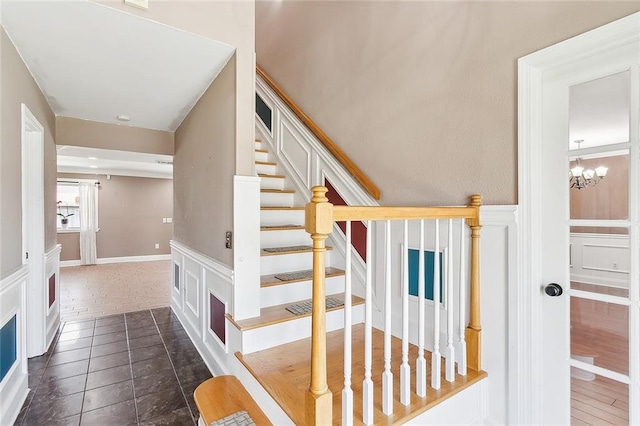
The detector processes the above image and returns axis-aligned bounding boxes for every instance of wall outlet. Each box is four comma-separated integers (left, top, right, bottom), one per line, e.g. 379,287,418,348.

225,231,232,249
167,218,172,223
155,243,159,249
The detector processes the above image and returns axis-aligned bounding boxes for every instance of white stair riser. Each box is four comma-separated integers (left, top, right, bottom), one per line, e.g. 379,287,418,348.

259,176,285,190
255,141,262,150
260,191,294,207
255,151,270,162
240,304,365,354
260,251,332,275
260,209,305,227
256,163,276,175
260,275,345,308
261,228,311,247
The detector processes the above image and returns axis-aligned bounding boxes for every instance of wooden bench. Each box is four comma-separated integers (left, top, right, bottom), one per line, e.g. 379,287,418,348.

193,376,272,425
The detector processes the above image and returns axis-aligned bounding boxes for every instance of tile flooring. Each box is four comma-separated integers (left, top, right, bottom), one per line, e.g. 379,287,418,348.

14,307,212,425
60,261,171,322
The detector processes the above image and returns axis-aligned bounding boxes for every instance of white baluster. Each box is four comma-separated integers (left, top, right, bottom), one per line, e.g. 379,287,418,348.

363,221,374,425
400,220,410,405
382,220,393,415
431,219,441,390
416,219,427,397
343,221,353,425
458,219,467,376
445,219,456,382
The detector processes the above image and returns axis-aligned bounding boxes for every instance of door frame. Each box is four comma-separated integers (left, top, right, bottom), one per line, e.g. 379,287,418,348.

517,12,639,425
21,103,46,358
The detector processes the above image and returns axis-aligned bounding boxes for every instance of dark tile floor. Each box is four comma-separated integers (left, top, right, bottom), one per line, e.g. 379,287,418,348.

14,307,212,426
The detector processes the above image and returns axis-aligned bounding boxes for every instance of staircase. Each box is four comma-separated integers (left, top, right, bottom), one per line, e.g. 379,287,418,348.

226,140,365,355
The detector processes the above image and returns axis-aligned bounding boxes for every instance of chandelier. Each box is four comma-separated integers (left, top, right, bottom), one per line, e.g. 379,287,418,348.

569,140,608,190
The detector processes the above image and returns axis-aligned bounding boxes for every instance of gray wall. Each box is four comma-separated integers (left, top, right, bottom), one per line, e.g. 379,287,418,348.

56,117,174,156
173,57,235,267
256,1,640,206
1,26,57,279
57,174,173,261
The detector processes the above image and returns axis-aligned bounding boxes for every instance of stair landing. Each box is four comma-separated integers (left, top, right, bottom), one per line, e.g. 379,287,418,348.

237,324,487,425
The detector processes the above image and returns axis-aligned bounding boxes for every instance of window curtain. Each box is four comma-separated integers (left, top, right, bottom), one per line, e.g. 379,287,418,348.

79,182,98,265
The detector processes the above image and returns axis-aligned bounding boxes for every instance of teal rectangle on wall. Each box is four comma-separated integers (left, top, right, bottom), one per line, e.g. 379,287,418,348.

0,315,17,382
408,249,443,301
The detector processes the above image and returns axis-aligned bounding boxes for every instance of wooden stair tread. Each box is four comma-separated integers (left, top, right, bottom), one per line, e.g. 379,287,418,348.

227,293,364,331
260,225,304,231
237,324,487,425
261,245,333,256
261,206,305,211
194,375,271,425
260,189,295,194
255,149,269,153
258,173,285,179
261,267,345,287
256,160,276,166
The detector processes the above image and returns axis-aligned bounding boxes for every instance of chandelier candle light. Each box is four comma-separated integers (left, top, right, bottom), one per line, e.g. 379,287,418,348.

570,140,608,190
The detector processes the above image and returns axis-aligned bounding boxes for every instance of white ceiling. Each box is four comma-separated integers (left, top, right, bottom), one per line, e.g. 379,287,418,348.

1,0,236,178
569,70,630,150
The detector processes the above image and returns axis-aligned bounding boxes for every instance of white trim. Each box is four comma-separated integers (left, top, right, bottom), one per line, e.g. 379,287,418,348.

170,241,233,282
232,175,260,321
60,254,171,268
518,12,640,425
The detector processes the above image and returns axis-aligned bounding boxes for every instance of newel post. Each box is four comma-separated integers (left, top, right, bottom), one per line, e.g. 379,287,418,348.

466,194,482,372
304,186,333,425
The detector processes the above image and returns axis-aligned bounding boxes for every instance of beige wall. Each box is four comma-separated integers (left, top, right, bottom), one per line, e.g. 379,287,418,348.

56,117,174,155
57,173,173,260
256,1,640,206
570,155,628,234
173,58,236,266
97,0,255,266
1,27,57,279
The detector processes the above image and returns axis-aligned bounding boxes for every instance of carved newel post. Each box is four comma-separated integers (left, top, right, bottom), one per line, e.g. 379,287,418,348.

466,194,482,372
304,186,333,425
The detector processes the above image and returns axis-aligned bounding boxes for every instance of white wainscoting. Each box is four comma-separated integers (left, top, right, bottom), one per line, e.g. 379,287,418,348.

45,245,62,350
570,233,629,288
170,241,232,377
0,266,29,426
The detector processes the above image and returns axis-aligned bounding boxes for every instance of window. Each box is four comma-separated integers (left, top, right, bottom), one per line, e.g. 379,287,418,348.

57,180,98,231
57,182,80,229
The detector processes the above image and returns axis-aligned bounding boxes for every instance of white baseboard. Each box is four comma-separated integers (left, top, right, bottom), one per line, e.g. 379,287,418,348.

61,254,171,267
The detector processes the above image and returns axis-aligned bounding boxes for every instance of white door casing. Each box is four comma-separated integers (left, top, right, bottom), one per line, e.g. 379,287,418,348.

21,103,46,358
518,12,640,425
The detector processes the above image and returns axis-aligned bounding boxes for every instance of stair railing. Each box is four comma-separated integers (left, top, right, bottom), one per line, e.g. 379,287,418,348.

305,186,482,425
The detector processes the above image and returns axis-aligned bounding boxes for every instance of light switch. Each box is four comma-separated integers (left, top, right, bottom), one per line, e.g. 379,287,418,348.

162,218,167,223
167,218,173,223
124,0,148,10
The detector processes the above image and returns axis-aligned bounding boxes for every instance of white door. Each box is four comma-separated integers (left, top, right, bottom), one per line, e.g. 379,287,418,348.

21,104,46,358
519,13,640,425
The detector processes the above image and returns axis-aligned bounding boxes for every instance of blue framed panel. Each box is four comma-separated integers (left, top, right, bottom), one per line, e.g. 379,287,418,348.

408,249,443,301
0,315,17,382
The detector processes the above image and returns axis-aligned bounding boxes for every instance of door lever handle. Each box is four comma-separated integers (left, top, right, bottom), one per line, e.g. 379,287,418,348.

545,283,563,297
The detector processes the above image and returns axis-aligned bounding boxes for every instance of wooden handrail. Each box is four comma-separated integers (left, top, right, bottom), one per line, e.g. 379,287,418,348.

333,206,478,222
256,65,381,201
